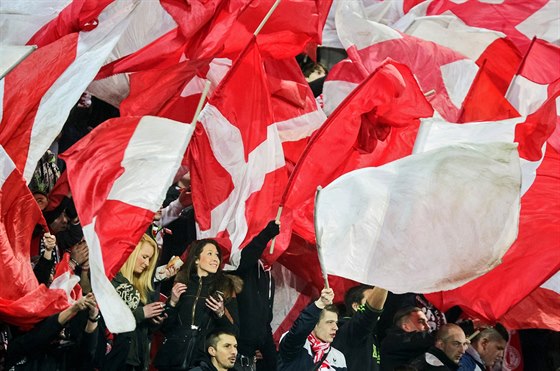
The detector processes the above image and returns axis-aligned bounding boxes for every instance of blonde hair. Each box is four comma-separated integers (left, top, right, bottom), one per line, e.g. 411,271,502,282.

119,234,158,303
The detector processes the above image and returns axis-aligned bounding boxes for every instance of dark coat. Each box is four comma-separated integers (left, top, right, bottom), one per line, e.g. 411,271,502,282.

409,347,460,370
157,272,241,370
333,303,383,371
380,327,433,371
229,221,279,369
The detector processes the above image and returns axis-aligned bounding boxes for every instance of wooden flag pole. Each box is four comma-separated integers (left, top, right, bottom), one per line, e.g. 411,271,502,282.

190,80,212,128
314,186,329,289
254,0,281,37
268,206,283,254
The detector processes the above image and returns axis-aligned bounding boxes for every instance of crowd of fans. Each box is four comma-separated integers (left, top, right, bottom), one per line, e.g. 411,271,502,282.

0,52,558,371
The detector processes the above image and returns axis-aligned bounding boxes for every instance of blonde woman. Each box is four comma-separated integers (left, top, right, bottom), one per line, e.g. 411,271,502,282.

105,234,165,371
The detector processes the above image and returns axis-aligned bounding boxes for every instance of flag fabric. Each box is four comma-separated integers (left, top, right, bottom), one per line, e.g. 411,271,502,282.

0,0,139,183
315,142,521,293
499,272,560,331
335,0,478,122
506,39,560,153
0,146,69,329
60,116,195,333
282,60,433,242
186,38,288,267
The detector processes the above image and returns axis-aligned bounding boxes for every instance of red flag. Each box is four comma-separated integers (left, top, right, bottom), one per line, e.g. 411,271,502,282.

186,38,289,266
60,115,195,333
0,149,68,329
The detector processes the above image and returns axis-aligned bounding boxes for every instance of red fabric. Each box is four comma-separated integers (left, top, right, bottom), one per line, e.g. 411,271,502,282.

499,286,560,331
0,165,68,329
60,117,155,279
282,60,433,211
502,330,524,371
426,0,550,54
475,37,522,95
27,0,113,47
425,145,560,324
307,332,331,369
0,34,78,175
344,30,469,122
46,171,70,211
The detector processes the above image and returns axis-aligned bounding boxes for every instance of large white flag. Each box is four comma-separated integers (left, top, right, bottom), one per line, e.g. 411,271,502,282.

315,142,521,293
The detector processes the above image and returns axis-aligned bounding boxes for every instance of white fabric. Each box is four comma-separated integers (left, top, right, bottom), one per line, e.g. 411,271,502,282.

541,271,560,294
515,0,560,45
0,145,15,187
87,0,176,107
315,143,521,293
197,104,285,269
0,45,36,79
414,117,543,195
506,75,549,116
107,116,194,211
322,80,358,116
440,59,479,109
24,0,140,182
49,271,81,304
83,220,136,333
275,109,327,142
401,15,504,60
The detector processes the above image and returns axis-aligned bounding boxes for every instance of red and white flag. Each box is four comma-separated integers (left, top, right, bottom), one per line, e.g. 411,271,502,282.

335,1,478,122
0,0,139,183
186,38,288,267
0,147,69,329
60,116,195,333
282,60,433,242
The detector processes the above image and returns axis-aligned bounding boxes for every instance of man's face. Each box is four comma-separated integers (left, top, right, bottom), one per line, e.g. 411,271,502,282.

49,211,69,234
33,193,48,211
402,310,430,332
210,334,238,370
313,310,339,343
438,329,469,364
480,338,507,367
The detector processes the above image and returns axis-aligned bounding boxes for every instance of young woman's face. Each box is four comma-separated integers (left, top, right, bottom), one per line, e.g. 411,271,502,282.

196,243,220,276
134,243,154,275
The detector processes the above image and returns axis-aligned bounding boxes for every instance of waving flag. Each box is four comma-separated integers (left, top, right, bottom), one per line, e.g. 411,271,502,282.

315,142,521,293
0,147,69,329
282,60,433,242
186,38,288,267
336,0,478,122
0,0,139,183
60,116,195,333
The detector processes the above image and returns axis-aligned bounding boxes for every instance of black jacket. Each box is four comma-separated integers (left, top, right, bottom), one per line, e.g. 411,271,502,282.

158,273,240,369
333,302,383,371
409,347,459,370
229,221,279,364
380,327,433,371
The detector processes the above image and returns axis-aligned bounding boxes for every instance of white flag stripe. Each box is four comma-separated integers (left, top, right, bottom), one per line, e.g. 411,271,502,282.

515,0,560,44
197,104,285,268
440,59,479,109
0,145,16,187
323,80,359,116
24,0,140,182
541,271,560,294
83,220,136,333
316,142,521,293
275,109,327,142
107,116,194,211
507,75,550,116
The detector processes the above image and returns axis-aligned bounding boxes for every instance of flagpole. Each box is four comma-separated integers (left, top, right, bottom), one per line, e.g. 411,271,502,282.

190,80,212,127
254,0,281,36
314,186,330,289
268,206,283,254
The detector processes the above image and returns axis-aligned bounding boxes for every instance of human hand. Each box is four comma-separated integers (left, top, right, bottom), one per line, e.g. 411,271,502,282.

205,292,225,317
143,302,165,319
71,240,89,266
178,187,193,207
43,233,57,252
315,288,334,309
170,282,187,306
150,313,168,325
83,293,99,318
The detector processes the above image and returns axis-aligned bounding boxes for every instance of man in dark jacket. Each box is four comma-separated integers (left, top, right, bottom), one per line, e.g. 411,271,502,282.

333,285,388,371
409,324,468,370
190,331,238,371
380,306,433,370
229,220,280,371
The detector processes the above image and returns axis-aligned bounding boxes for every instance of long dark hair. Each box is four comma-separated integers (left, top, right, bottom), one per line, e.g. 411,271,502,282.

175,239,223,285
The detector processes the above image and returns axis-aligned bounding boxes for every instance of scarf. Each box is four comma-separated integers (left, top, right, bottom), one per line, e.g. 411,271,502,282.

307,332,331,370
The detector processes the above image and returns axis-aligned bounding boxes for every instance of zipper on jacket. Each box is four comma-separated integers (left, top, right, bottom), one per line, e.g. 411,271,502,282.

191,278,203,328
